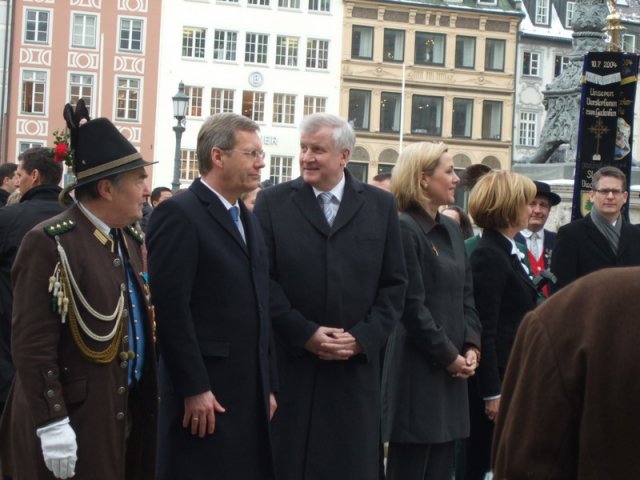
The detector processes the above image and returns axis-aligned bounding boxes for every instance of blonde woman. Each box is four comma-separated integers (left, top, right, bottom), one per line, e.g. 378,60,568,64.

382,142,481,479
464,171,539,480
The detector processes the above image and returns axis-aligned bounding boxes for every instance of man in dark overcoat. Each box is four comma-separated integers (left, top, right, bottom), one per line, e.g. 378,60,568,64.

492,266,640,478
551,166,640,292
147,113,276,479
254,113,407,480
0,104,158,479
0,147,66,416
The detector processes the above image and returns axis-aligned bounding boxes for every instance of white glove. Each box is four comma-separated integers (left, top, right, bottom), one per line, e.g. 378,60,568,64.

36,417,77,479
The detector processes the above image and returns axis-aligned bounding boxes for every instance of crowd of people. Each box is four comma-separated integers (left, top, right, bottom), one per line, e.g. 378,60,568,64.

0,102,639,480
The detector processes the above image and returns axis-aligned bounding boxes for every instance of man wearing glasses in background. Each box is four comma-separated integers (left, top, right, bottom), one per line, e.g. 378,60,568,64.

551,166,640,292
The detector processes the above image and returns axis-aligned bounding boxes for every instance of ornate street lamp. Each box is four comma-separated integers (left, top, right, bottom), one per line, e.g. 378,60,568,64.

171,81,189,192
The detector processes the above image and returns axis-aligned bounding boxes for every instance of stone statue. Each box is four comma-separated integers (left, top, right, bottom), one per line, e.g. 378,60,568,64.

526,0,609,164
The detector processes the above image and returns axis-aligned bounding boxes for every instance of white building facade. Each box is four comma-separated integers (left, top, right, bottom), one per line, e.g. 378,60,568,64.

153,0,344,189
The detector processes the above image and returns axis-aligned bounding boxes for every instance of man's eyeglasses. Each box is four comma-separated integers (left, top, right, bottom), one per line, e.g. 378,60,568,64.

223,149,266,160
593,188,625,196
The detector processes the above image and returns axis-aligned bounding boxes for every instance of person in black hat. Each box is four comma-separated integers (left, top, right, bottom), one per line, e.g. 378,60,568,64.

514,180,561,297
0,100,158,480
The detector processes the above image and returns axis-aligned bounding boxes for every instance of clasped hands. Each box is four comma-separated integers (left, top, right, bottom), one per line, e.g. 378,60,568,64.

304,326,362,360
446,349,478,379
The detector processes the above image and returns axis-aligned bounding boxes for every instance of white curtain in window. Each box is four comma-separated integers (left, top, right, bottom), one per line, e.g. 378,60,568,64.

359,30,372,57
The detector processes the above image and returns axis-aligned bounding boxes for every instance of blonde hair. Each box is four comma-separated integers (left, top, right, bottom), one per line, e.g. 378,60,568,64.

468,170,536,229
391,141,448,212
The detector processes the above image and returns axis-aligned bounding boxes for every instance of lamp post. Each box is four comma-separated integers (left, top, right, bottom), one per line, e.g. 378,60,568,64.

171,81,189,192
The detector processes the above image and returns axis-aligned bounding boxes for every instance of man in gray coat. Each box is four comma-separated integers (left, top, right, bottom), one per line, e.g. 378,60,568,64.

254,113,407,480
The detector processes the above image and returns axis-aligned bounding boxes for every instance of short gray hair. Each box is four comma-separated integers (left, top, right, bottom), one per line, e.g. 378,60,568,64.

300,113,355,158
197,113,260,174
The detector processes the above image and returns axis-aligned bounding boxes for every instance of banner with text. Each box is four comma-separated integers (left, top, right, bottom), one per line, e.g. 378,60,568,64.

572,51,638,220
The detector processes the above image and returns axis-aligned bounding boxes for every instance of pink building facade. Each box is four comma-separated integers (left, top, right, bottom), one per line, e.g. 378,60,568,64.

2,0,161,183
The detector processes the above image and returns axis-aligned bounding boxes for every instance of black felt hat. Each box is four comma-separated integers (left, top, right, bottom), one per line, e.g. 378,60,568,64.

62,100,156,190
533,181,561,206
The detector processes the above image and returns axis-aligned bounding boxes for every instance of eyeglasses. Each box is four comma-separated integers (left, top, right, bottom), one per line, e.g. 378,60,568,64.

223,149,266,160
593,188,625,196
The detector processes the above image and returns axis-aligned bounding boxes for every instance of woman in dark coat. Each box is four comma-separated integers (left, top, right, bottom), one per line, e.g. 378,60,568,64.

464,171,539,480
382,141,482,479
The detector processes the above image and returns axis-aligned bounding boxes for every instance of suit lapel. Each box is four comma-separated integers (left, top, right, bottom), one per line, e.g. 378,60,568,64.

190,178,249,255
331,172,364,234
584,214,616,260
291,177,331,236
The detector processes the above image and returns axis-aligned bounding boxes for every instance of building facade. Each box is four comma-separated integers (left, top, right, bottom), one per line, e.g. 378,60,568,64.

342,0,523,182
2,0,161,178
152,0,343,189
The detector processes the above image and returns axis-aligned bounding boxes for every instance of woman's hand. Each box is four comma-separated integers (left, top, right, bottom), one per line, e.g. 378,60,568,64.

446,355,476,379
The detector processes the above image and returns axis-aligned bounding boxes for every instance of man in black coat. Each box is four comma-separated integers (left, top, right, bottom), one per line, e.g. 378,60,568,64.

147,113,276,479
0,164,18,206
254,113,407,480
0,147,66,416
551,166,640,292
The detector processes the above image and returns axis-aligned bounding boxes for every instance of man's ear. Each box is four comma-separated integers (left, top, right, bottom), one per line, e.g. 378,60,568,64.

30,168,42,187
211,147,225,170
96,178,114,201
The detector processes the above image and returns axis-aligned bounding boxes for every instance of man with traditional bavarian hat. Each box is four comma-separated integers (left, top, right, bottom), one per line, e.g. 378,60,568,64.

515,181,561,297
0,101,158,480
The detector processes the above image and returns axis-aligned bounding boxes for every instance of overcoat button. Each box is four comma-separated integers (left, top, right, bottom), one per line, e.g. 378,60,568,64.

120,361,128,368
113,258,122,267
47,370,54,377
53,404,61,412
116,412,125,420
46,389,54,398
117,387,126,395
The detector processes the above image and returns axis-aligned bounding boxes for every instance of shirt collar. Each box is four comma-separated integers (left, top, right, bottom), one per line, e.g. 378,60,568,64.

200,178,241,214
520,228,544,240
312,173,346,201
502,233,525,261
77,201,110,237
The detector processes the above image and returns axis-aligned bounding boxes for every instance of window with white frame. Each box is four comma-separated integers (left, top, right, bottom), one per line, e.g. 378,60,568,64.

308,0,330,12
566,2,576,28
622,34,636,53
182,27,206,58
383,29,404,62
21,70,46,114
184,86,203,117
455,36,476,68
273,93,296,124
214,30,237,61
69,73,94,114
19,141,44,153
24,10,49,44
519,112,537,146
482,101,502,140
245,33,268,64
72,14,97,48
522,51,540,76
276,36,299,67
119,18,143,52
270,156,293,184
303,96,326,115
535,0,550,24
211,88,235,115
352,25,373,59
485,39,505,71
180,149,199,182
242,91,265,122
415,32,445,66
116,77,140,121
248,0,270,4
279,0,300,7
306,39,328,69
554,55,569,77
